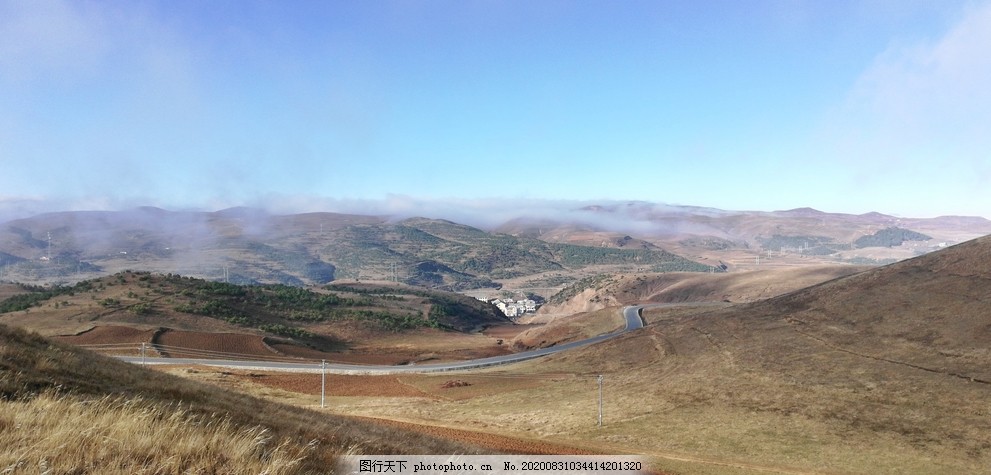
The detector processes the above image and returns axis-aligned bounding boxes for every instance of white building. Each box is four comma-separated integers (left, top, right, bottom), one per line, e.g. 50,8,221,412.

492,298,538,318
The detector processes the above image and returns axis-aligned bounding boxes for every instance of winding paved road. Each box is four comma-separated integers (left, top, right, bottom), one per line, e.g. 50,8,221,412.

119,306,646,374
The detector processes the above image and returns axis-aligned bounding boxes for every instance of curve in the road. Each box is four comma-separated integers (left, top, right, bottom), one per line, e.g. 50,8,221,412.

120,305,646,374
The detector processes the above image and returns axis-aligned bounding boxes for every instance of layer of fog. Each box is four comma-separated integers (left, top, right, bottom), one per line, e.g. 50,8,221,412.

0,194,743,237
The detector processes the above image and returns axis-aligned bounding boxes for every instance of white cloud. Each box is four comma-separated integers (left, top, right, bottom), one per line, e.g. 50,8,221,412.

816,2,991,217
831,3,991,160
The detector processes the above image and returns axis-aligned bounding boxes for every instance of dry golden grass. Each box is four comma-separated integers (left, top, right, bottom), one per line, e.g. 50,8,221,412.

0,391,315,474
0,323,500,474
512,307,625,350
224,237,991,474
8,236,990,473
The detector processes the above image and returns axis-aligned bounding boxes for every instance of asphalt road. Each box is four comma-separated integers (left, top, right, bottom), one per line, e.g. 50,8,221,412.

119,305,646,374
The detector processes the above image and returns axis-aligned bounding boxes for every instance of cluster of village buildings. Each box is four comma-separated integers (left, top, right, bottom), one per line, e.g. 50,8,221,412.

476,297,538,318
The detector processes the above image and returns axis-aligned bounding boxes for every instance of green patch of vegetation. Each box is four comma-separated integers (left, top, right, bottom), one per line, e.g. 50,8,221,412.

173,300,244,320
854,227,932,248
145,275,497,333
130,302,153,315
521,274,576,288
326,283,506,331
257,323,313,339
0,284,76,313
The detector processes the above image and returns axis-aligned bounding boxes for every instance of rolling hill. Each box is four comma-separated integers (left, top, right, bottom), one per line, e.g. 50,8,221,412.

532,234,991,472
533,265,869,318
494,202,991,270
0,322,495,473
0,207,713,288
319,234,991,474
0,272,512,363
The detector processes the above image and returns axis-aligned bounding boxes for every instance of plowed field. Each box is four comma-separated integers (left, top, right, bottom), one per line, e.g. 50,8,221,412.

56,324,524,365
153,329,278,358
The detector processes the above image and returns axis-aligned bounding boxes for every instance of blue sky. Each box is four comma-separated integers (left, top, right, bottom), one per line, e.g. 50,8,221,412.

2,0,990,220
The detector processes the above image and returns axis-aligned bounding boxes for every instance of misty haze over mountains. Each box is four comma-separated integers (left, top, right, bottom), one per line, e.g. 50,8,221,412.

3,197,989,235
0,197,727,231
2,200,990,289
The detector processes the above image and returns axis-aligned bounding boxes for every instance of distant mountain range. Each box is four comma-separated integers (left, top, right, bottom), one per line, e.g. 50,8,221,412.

1,203,989,288
0,206,709,288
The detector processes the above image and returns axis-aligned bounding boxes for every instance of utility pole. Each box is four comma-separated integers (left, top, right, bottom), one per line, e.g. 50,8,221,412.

597,375,603,427
141,342,146,366
320,360,326,408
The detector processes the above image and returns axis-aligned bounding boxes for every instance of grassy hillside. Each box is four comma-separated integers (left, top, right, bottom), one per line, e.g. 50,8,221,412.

545,235,991,472
319,236,991,474
538,265,867,317
0,324,487,473
0,271,509,351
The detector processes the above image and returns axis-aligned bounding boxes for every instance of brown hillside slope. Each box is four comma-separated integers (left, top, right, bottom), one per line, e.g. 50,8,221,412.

524,236,991,473
536,265,867,318
633,265,869,304
730,234,991,381
0,324,489,473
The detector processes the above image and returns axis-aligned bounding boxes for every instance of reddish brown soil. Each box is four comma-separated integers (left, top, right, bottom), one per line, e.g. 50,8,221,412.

54,323,517,365
272,342,514,365
153,328,278,358
53,325,156,345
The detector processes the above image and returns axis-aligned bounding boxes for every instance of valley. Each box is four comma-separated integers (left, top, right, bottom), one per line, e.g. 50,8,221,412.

7,0,991,472
2,205,990,474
